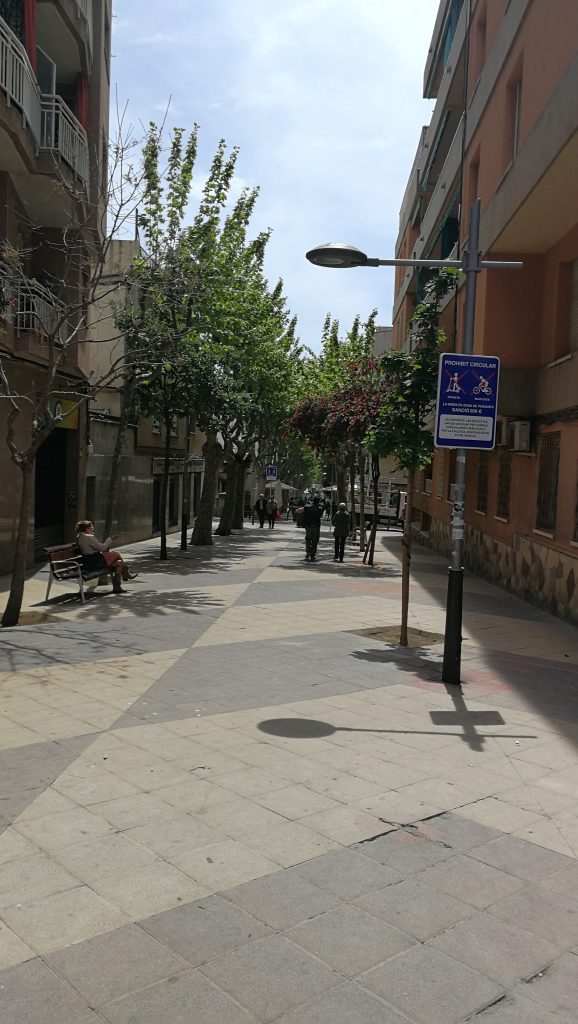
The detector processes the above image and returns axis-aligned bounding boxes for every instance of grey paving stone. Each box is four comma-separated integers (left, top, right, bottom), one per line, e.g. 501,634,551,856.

286,903,415,977
0,957,87,1024
142,894,272,966
468,835,575,881
488,885,578,948
223,869,341,930
417,811,501,850
100,967,258,1023
292,847,402,899
46,923,189,1005
417,852,525,908
273,980,418,1023
200,934,341,1021
359,944,504,1024
355,828,455,873
355,876,475,941
544,860,578,896
515,952,578,1022
427,910,561,987
469,991,568,1023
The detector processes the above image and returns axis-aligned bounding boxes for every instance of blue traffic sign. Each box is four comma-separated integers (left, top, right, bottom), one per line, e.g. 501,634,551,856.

265,464,278,482
435,353,500,450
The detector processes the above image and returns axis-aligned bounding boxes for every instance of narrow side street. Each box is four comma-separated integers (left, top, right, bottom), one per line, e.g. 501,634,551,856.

1,521,577,1023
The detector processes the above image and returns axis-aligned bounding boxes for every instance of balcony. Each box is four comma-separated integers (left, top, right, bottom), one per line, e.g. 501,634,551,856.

1,262,67,342
1,15,89,185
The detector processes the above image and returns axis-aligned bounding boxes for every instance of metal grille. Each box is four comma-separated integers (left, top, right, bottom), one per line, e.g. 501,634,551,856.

0,1,25,42
496,449,512,520
475,452,489,513
535,432,560,533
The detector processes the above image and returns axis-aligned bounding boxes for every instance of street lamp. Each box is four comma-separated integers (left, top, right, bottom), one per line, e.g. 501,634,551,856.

307,200,522,686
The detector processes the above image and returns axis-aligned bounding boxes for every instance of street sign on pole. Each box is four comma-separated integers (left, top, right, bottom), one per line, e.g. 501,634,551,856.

435,353,500,450
265,464,278,483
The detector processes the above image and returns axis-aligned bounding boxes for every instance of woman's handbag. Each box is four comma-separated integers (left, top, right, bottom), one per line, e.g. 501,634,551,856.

81,551,107,573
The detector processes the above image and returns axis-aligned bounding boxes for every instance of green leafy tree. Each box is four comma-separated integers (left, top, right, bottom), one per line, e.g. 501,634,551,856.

366,269,459,645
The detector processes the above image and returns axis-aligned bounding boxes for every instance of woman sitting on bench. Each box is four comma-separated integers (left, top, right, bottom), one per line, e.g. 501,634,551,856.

75,521,138,594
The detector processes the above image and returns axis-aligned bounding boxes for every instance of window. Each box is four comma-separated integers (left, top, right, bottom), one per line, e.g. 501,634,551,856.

535,432,560,533
472,6,487,83
573,463,578,542
496,449,512,519
423,462,433,495
476,452,489,514
504,73,523,167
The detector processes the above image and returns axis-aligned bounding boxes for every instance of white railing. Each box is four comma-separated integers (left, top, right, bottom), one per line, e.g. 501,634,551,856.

75,0,93,56
0,15,41,143
1,262,66,340
41,94,89,185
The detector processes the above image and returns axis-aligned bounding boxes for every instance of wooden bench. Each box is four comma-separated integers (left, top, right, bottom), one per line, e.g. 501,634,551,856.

44,544,114,604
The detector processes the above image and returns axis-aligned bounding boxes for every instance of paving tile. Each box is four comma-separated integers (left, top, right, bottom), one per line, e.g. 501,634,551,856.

46,923,189,1005
174,839,279,890
0,852,80,909
0,919,34,969
89,861,210,918
417,810,501,850
543,859,578,896
293,847,402,899
0,828,41,865
516,952,578,1022
126,814,225,862
299,805,389,844
458,797,544,833
152,778,238,814
0,957,87,1024
143,894,272,966
355,876,475,941
254,784,342,819
100,967,258,1023
469,834,575,881
427,910,561,987
13,807,114,852
204,766,290,797
224,869,341,930
357,791,443,825
52,833,159,884
488,885,578,948
200,933,341,1022
239,820,340,866
274,980,417,1023
360,944,504,1024
1,885,129,954
287,903,415,977
417,852,525,908
93,792,180,829
354,828,454,873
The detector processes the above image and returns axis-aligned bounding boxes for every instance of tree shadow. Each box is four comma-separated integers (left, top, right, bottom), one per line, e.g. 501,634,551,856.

33,586,226,623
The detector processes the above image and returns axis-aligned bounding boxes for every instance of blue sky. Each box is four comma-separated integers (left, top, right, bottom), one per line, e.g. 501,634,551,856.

112,1,438,351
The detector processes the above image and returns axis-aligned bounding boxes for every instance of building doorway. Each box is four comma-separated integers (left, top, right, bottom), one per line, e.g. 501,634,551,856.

34,429,67,558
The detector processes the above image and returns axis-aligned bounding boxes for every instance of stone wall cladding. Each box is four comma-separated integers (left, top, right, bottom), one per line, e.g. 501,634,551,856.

412,522,578,626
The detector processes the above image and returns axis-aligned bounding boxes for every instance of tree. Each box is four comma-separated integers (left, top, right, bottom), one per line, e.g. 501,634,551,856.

1,116,146,626
366,269,459,645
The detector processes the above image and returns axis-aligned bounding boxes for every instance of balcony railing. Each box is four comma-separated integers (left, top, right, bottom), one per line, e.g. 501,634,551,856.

1,15,89,185
1,262,67,341
40,94,89,184
0,15,41,143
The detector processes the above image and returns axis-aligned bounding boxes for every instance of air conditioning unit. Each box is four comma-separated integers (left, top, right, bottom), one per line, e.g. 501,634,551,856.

509,420,531,453
495,418,508,447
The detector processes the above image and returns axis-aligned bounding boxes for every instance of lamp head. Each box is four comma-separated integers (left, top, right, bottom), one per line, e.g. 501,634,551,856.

306,243,369,268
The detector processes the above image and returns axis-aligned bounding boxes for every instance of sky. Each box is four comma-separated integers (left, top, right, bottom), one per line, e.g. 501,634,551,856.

111,1,439,352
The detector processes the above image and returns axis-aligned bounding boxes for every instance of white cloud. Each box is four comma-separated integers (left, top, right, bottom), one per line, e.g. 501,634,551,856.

112,0,438,349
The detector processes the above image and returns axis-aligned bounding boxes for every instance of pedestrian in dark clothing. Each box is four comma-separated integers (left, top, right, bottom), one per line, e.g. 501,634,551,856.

254,494,267,528
332,502,350,562
303,496,323,561
266,497,278,528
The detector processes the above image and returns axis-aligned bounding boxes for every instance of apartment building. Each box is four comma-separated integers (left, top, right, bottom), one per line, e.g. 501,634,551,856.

0,0,111,571
393,0,578,623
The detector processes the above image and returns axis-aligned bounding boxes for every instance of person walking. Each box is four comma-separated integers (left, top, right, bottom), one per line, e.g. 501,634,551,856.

303,496,323,561
266,497,278,528
254,494,267,528
332,502,350,562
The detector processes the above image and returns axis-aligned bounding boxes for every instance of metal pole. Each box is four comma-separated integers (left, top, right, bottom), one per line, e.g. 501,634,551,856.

442,198,482,685
180,415,192,550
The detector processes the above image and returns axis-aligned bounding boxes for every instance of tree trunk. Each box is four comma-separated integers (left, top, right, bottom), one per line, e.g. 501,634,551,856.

2,460,34,627
358,452,366,550
400,466,415,647
336,464,347,504
191,434,221,546
232,461,246,529
215,459,237,535
349,456,356,533
159,417,171,560
103,377,135,539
